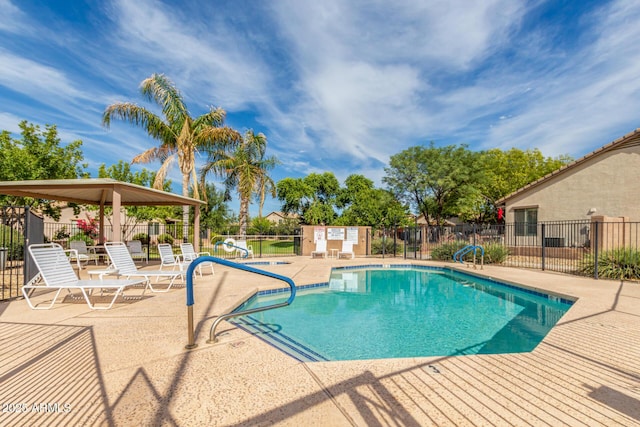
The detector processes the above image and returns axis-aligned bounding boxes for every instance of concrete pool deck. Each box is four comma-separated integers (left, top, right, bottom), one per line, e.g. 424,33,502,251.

1,257,639,426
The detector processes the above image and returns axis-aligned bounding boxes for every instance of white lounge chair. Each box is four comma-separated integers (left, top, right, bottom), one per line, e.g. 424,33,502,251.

104,242,182,292
23,243,146,310
235,240,254,259
126,240,147,263
311,240,327,258
337,241,355,259
69,240,99,266
180,243,214,276
158,244,188,277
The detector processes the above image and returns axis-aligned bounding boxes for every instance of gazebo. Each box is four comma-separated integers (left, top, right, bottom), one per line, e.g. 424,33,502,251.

0,178,205,250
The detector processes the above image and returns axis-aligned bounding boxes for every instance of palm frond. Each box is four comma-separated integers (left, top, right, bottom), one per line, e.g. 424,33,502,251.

197,126,242,150
140,74,189,127
193,107,227,128
102,103,174,142
152,154,177,189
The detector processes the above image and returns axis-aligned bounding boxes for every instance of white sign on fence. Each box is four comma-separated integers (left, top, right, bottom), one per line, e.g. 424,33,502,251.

327,227,345,240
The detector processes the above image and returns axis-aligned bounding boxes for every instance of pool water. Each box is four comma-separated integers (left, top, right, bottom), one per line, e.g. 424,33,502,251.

230,266,573,362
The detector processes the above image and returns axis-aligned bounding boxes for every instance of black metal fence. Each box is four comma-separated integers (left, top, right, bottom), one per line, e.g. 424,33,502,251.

370,220,640,280
1,207,43,301
42,221,298,262
4,215,640,302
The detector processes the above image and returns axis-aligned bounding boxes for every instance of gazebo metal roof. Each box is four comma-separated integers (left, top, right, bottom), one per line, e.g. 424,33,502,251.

0,178,204,206
0,178,204,248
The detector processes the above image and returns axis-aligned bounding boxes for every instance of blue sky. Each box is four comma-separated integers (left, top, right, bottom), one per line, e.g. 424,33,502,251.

1,0,639,216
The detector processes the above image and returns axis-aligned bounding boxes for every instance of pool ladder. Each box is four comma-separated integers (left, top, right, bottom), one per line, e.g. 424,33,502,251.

184,256,296,349
453,245,484,269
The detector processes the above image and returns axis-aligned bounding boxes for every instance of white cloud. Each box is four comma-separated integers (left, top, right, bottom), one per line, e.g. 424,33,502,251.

0,0,26,33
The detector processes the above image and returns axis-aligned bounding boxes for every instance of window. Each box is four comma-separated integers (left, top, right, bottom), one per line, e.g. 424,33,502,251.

514,208,538,236
149,222,160,236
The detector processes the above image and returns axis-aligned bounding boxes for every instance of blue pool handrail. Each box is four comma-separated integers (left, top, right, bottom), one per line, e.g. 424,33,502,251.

213,241,249,258
185,256,296,349
453,245,484,269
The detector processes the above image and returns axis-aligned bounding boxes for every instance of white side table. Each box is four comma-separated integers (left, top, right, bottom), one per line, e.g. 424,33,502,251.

88,268,120,280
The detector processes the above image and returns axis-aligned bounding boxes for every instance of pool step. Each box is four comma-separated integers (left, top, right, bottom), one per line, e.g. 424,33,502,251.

230,316,330,362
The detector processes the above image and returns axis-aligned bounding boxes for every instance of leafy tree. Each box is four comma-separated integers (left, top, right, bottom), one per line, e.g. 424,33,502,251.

97,161,175,238
0,121,87,220
479,148,572,203
384,143,480,225
335,174,409,229
200,130,278,237
102,73,241,240
272,217,301,235
276,172,340,225
190,182,231,233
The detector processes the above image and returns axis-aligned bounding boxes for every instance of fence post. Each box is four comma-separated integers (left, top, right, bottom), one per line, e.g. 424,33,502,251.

472,223,476,246
593,221,599,280
541,223,546,271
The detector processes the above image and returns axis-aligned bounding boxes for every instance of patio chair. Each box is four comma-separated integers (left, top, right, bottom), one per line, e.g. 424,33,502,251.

126,240,148,264
311,240,327,258
23,243,146,310
158,243,188,278
180,243,214,276
337,241,355,259
235,240,254,259
69,240,99,266
104,242,182,292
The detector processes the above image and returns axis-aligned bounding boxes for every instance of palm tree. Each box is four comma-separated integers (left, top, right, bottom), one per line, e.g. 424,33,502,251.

200,130,278,238
102,73,241,239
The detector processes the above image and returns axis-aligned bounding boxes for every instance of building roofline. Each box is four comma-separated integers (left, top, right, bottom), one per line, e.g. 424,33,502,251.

496,128,640,204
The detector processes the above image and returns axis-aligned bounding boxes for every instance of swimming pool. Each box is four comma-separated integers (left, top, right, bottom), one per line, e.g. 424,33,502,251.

230,265,574,362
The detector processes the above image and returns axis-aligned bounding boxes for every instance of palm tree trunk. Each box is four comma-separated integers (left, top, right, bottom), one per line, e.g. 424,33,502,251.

182,173,190,242
239,196,249,239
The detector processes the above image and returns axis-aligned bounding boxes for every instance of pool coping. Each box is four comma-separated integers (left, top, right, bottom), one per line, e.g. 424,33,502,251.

2,257,639,426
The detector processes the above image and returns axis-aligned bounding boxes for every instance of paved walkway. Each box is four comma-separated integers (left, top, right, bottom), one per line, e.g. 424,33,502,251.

1,257,639,426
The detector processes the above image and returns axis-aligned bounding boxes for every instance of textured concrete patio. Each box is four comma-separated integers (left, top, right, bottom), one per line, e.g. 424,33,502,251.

1,257,639,426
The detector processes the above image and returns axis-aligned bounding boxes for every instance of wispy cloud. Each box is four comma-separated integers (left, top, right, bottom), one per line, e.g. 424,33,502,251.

0,0,638,214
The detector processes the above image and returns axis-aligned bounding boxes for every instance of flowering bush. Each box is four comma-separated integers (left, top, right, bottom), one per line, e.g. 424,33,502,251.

77,216,99,239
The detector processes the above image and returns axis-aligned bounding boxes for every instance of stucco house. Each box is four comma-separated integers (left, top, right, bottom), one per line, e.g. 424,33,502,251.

497,128,640,248
265,211,300,224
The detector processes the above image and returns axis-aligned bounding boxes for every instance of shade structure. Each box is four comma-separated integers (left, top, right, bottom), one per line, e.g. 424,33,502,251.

0,178,204,249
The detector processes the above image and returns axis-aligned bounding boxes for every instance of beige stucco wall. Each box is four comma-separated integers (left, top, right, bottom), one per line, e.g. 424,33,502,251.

300,225,371,257
504,145,640,223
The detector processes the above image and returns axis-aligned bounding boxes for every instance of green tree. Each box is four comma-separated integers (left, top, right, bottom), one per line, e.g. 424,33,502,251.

191,183,231,233
276,172,340,225
200,130,278,237
97,161,176,231
384,143,480,225
335,174,409,229
102,73,241,240
0,121,87,219
479,148,572,203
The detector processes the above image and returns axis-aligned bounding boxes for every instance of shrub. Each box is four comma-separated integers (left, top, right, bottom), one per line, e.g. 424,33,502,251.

579,248,640,280
430,241,468,261
157,233,174,245
482,243,509,264
1,224,25,259
53,226,70,240
371,238,404,255
69,232,93,245
132,233,149,245
431,241,508,265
